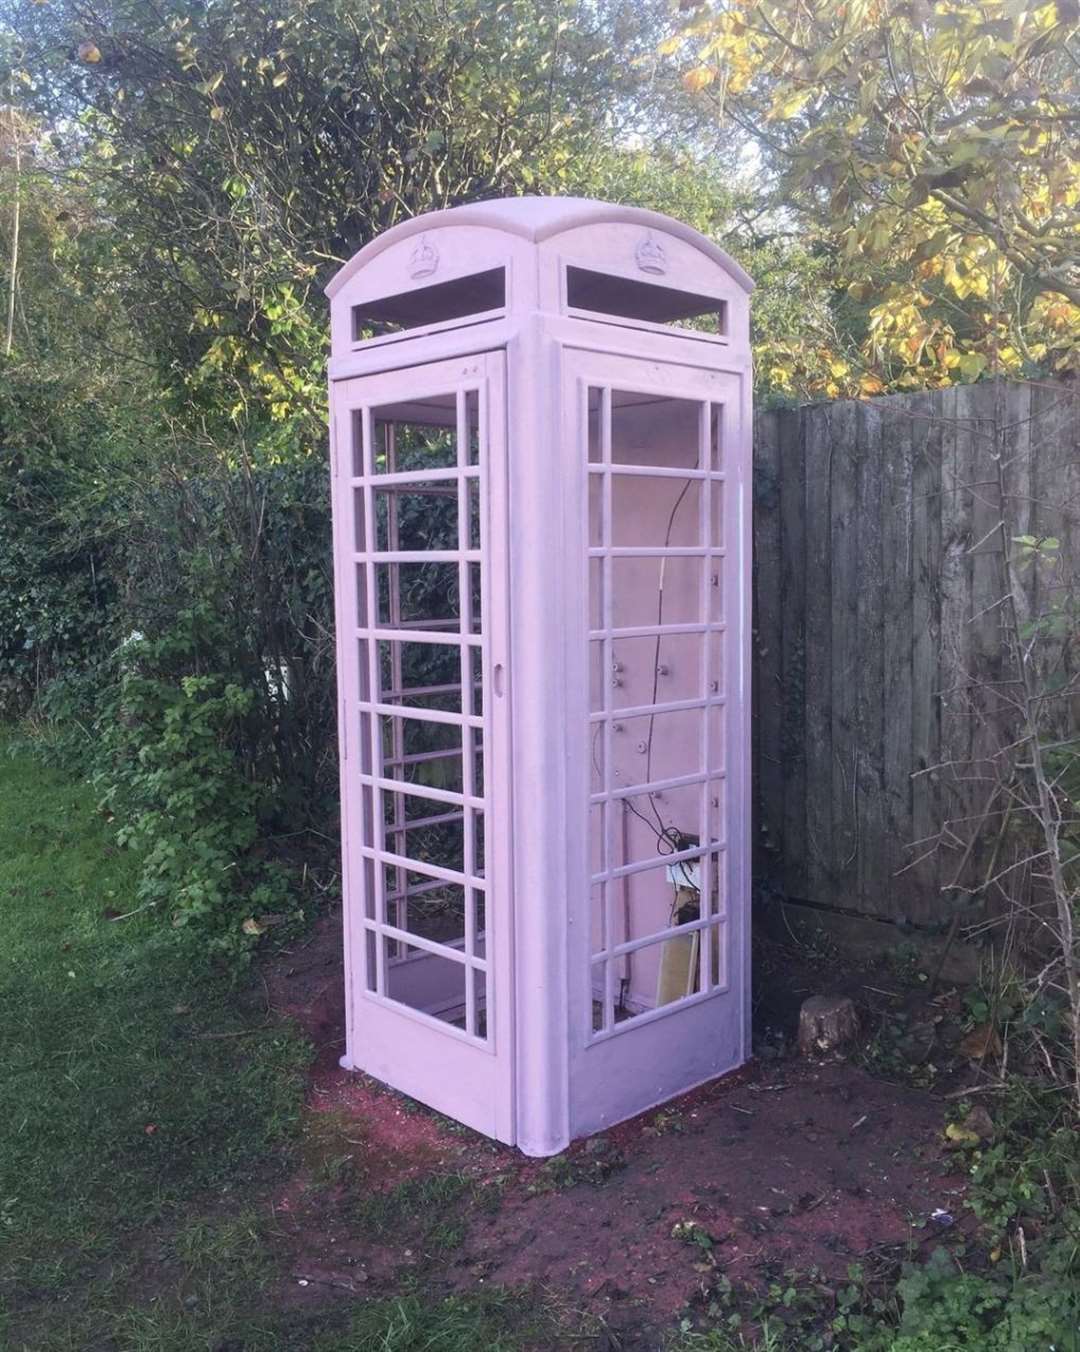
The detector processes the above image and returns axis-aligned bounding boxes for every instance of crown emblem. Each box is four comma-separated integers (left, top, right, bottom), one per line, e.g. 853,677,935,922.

408,235,439,280
635,234,667,276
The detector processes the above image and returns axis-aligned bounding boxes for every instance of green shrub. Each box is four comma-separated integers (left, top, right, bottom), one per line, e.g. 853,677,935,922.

0,367,126,717
85,459,336,953
3,365,338,956
95,635,292,957
857,1244,1080,1352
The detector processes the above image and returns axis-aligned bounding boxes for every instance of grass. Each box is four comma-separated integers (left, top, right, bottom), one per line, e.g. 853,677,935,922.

34,1287,559,1352
349,1170,506,1257
88,1288,574,1352
312,1291,560,1351
667,1331,786,1352
0,738,580,1351
0,737,310,1342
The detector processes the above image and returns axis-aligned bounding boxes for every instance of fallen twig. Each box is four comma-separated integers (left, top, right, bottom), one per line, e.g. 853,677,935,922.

105,901,159,922
196,1026,272,1039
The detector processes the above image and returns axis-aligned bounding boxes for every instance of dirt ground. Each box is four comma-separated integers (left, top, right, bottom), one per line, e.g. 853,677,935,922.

263,912,970,1347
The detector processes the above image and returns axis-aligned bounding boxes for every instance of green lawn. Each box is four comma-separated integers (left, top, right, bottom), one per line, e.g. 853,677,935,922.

0,740,553,1351
0,737,309,1344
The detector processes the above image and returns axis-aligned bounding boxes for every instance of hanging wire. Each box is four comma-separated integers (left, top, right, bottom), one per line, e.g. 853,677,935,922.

640,463,699,847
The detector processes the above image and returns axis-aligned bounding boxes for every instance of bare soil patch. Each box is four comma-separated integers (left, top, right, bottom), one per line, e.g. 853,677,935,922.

262,912,965,1345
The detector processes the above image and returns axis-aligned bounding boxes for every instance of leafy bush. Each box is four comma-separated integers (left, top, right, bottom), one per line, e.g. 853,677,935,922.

3,364,337,955
0,368,126,718
860,1047,1080,1352
860,1244,1080,1352
89,449,336,955
95,633,287,956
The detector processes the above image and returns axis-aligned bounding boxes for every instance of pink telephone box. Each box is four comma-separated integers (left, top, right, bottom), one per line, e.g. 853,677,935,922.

326,198,753,1156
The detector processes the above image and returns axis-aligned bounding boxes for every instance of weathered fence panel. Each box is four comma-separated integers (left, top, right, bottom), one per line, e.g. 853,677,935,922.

752,377,1079,927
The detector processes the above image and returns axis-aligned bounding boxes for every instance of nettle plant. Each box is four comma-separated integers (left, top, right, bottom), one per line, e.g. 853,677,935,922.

95,608,297,958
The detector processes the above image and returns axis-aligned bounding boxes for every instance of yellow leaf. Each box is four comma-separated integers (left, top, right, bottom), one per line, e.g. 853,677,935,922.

209,105,225,121
77,41,102,63
683,66,715,93
272,69,289,87
860,374,885,395
945,1122,981,1147
770,88,812,121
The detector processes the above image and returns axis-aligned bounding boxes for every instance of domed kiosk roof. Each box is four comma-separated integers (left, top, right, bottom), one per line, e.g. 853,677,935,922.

325,196,754,300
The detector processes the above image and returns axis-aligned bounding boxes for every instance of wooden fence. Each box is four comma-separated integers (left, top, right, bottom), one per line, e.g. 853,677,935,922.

752,377,1080,928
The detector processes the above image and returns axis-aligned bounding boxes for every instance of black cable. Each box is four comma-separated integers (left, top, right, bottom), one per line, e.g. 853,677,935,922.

642,467,697,845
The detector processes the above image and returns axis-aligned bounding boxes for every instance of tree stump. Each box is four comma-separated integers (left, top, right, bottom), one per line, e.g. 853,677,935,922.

798,995,859,1058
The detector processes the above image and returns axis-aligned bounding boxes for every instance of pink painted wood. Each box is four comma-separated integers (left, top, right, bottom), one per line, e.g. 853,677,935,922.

326,197,753,1155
